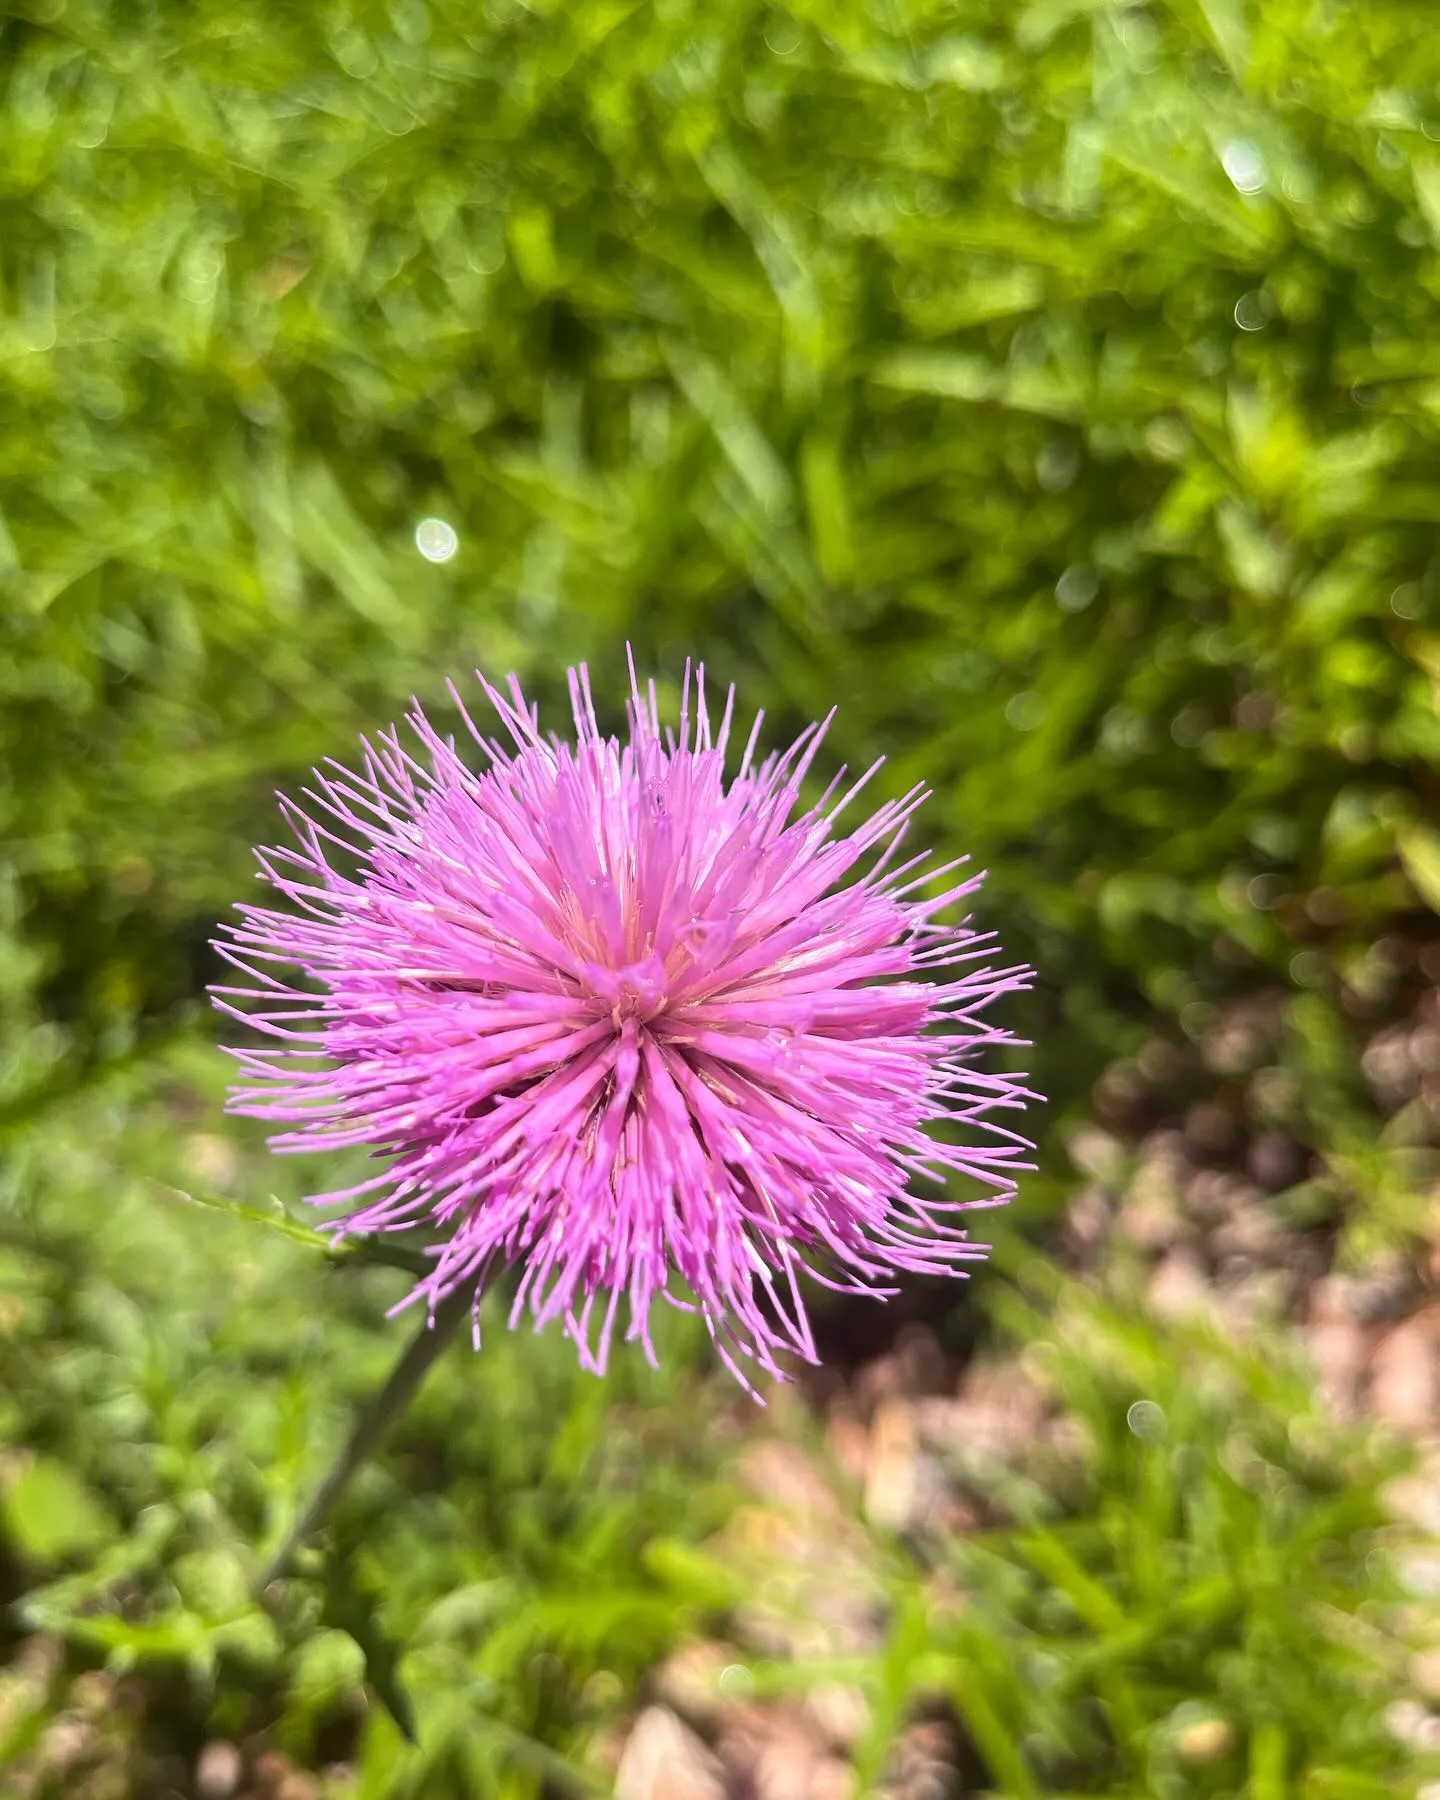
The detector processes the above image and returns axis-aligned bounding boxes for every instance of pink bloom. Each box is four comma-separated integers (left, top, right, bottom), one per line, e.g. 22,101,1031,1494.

213,660,1034,1393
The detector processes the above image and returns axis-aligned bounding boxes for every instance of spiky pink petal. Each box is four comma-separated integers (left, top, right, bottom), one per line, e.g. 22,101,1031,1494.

213,661,1035,1394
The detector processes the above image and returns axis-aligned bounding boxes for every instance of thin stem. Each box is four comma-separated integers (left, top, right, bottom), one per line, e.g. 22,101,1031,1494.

328,1233,437,1279
260,1287,470,1590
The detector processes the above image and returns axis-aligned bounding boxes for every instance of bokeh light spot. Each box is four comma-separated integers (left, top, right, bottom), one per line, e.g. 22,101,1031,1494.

415,517,459,563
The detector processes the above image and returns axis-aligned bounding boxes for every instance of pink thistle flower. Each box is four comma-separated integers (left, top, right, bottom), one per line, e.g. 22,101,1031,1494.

213,659,1035,1394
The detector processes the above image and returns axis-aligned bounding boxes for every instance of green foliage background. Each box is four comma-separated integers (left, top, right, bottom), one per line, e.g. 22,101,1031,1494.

1,1,1437,1795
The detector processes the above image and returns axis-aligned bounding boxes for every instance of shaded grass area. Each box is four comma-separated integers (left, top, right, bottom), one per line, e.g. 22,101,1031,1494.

1,1041,733,1795
1,1,1438,1795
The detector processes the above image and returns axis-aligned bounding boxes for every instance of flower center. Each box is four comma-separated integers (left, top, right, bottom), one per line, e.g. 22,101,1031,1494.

581,952,670,1029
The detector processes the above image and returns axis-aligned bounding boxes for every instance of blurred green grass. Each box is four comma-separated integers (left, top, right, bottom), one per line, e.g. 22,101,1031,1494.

2,0,1438,1794
4,0,1439,1112
1,1038,734,1793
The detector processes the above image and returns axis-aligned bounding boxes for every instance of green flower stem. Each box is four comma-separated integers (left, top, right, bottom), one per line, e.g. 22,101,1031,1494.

260,1286,470,1590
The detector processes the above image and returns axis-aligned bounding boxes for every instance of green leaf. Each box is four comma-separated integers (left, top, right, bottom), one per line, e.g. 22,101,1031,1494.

320,1543,419,1743
292,1626,367,1707
1396,825,1440,914
153,1183,433,1276
1249,1720,1288,1800
1015,1530,1128,1634
1,1457,113,1564
641,1537,739,1610
947,1647,1042,1800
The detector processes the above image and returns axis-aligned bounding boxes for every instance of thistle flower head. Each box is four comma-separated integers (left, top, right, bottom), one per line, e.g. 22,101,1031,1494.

214,659,1034,1393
